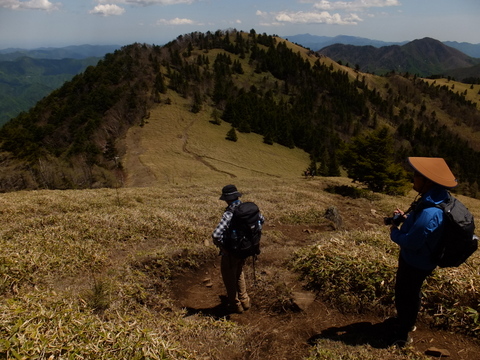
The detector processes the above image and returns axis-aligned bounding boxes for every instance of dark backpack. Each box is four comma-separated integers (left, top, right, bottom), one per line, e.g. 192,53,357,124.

430,194,478,268
224,202,262,259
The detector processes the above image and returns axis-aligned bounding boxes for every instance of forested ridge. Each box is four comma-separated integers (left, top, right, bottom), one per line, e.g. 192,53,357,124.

0,56,102,125
317,37,480,78
0,29,480,194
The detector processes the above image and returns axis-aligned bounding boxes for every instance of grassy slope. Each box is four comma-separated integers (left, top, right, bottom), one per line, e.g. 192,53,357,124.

122,38,350,188
1,177,479,359
414,79,480,149
3,105,480,358
124,90,310,187
2,43,480,357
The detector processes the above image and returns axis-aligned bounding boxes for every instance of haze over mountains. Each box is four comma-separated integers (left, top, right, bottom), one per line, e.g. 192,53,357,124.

0,45,121,61
284,34,480,58
0,45,121,126
318,37,480,77
285,34,480,78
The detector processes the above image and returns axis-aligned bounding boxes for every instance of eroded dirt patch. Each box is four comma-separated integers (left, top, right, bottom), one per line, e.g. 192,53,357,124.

171,223,480,360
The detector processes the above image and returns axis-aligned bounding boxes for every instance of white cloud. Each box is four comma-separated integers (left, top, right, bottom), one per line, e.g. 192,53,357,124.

256,10,268,18
258,9,361,26
257,0,398,27
275,10,361,25
0,0,61,11
312,0,401,11
90,4,125,16
156,17,197,25
97,0,195,6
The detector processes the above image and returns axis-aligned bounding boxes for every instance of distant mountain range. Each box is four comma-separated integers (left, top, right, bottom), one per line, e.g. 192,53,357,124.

0,45,122,126
284,35,480,79
0,44,122,61
1,31,480,193
1,38,479,127
320,37,480,77
283,34,480,58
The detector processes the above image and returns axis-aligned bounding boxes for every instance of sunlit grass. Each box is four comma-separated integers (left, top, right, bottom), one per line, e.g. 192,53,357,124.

1,178,479,358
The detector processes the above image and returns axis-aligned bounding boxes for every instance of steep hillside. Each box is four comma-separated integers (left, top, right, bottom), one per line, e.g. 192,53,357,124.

1,30,480,195
318,37,480,76
445,62,480,83
0,56,101,125
123,91,310,187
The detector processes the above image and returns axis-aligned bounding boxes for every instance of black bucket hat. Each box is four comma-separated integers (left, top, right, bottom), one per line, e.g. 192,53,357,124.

219,184,242,201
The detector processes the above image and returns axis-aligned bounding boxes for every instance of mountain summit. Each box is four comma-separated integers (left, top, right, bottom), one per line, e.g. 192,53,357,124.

0,30,479,194
318,37,480,76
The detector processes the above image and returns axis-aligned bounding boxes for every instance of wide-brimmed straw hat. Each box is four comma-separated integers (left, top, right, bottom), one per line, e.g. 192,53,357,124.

219,184,242,201
408,157,458,188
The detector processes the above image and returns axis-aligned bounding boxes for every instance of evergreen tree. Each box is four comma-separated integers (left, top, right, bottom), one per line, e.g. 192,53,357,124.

318,159,328,177
307,158,317,176
210,108,221,125
263,132,274,145
341,127,410,194
191,90,202,113
226,126,238,142
327,151,341,177
154,73,167,94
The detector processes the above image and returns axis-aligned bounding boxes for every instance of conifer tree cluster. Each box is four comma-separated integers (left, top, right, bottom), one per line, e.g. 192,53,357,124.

0,30,479,195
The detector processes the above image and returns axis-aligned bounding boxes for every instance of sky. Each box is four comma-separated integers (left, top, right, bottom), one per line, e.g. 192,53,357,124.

0,0,479,49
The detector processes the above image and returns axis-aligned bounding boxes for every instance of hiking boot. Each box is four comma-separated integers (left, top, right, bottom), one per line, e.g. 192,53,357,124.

227,303,244,314
384,317,416,332
241,298,251,311
391,334,413,348
383,317,414,348
389,326,413,348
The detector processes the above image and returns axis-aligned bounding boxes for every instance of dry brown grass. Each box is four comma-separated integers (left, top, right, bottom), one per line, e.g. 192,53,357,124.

423,78,480,109
125,91,310,188
1,177,479,358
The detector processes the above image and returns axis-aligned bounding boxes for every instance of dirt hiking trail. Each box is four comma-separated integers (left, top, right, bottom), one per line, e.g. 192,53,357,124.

172,222,480,360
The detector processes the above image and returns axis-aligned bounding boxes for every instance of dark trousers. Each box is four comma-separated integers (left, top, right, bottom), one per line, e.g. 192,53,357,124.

394,255,433,333
221,253,248,307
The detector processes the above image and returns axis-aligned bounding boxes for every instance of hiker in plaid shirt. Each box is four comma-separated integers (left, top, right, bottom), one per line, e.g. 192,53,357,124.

212,184,264,314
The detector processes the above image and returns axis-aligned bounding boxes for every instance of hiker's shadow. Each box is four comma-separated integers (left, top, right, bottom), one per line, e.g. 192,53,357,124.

183,296,233,320
308,319,396,349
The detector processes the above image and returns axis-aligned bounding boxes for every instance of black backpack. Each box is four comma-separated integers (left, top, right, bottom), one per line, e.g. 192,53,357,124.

224,202,262,259
429,194,478,268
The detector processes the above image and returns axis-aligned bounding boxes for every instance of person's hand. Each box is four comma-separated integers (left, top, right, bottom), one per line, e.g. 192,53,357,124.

393,208,404,217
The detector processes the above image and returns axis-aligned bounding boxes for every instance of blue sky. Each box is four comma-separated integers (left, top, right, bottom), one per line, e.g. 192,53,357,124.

0,0,479,49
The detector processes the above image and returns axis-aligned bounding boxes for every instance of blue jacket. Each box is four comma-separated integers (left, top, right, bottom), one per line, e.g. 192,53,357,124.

390,186,449,270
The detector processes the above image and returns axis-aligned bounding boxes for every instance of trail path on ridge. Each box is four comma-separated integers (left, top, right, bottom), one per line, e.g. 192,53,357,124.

181,118,282,179
172,221,480,360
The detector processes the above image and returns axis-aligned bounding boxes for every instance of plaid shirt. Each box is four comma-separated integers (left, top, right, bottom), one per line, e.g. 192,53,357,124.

212,200,241,246
212,200,265,249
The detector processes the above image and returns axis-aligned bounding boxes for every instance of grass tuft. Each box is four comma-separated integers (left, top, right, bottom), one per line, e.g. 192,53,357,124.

1,178,479,358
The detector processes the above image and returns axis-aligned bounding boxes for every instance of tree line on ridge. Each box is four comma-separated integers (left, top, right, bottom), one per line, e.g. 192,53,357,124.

0,30,479,196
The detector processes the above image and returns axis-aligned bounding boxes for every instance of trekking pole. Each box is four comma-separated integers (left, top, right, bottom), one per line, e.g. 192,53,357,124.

114,156,121,206
252,255,257,287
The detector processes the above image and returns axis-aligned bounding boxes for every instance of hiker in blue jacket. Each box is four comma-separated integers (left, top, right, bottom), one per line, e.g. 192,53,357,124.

212,184,264,314
388,157,458,345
